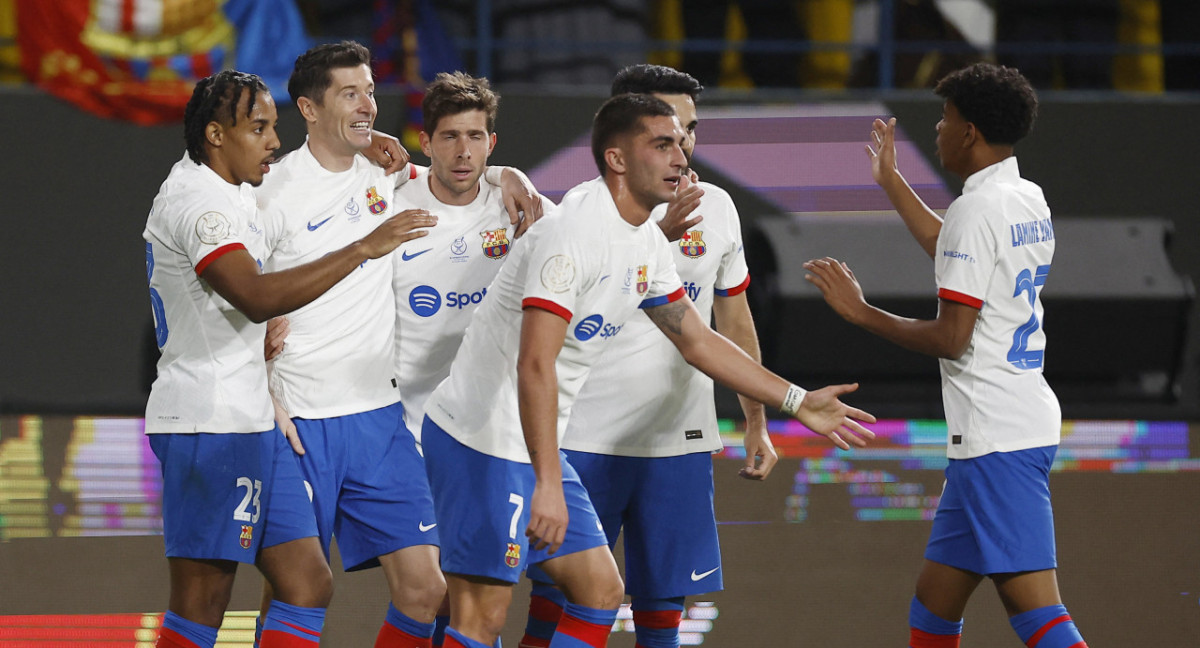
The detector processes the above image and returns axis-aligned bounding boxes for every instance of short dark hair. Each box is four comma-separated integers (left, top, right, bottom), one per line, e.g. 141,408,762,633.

422,71,500,134
935,63,1038,146
611,64,704,100
591,93,676,176
184,70,270,164
288,40,372,105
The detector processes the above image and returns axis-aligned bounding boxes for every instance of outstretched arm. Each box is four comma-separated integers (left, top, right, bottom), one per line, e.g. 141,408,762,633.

869,118,943,258
517,307,569,553
803,256,979,359
204,209,436,322
712,292,776,480
644,297,875,450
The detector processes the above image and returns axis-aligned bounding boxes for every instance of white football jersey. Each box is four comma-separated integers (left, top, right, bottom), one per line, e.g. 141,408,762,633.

425,177,685,463
143,153,273,433
562,182,750,456
255,143,408,419
935,157,1061,459
391,174,555,439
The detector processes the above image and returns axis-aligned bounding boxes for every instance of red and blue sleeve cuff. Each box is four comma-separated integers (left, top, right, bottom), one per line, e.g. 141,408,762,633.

714,274,750,297
195,242,246,276
639,286,686,309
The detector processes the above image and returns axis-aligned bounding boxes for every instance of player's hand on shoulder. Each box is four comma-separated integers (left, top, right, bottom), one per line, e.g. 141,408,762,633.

366,129,411,176
264,316,289,361
499,167,545,238
794,383,876,450
361,209,437,258
658,174,704,242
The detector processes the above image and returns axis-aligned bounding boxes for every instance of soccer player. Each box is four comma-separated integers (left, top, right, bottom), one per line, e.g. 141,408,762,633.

388,70,555,647
520,64,774,648
421,93,875,648
143,70,430,648
254,43,542,648
803,63,1089,648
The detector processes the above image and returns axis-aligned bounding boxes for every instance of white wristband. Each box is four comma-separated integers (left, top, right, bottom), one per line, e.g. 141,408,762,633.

483,165,504,186
780,384,807,417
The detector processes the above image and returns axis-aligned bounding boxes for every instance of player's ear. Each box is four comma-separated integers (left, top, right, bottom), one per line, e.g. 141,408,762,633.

487,131,497,156
963,122,980,148
205,121,223,148
605,147,626,175
418,130,432,157
296,96,319,124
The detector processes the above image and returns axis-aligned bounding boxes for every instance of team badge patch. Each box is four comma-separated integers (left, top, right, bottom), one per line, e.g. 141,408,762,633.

239,525,254,550
505,542,521,568
679,230,706,258
366,186,388,215
195,211,232,245
636,265,649,296
480,228,510,259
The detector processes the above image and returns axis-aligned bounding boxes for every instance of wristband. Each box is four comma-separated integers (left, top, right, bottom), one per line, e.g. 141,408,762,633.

780,384,807,417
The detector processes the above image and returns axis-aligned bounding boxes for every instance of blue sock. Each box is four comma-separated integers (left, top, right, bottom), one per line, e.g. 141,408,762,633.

161,611,219,648
433,615,450,647
909,597,963,647
1010,604,1087,648
377,602,435,645
522,580,567,647
261,599,325,645
549,603,616,648
631,597,684,648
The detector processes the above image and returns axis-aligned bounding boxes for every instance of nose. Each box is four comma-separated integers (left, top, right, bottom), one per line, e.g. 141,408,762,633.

457,138,471,159
266,126,281,152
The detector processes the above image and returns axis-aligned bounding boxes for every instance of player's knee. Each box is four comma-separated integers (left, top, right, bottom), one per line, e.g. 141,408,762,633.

274,561,334,608
596,573,626,610
390,569,447,615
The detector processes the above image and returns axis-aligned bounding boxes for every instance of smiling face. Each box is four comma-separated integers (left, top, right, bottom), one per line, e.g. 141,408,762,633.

620,114,689,211
305,63,376,161
209,88,280,187
419,108,496,206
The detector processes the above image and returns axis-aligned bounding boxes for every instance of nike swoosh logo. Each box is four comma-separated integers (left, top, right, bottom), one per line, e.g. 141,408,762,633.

402,248,432,261
418,522,437,532
306,215,334,231
598,274,611,284
690,567,719,581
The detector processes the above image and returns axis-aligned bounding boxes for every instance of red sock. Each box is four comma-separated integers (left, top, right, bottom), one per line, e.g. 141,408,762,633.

376,621,434,648
910,628,961,648
157,628,203,648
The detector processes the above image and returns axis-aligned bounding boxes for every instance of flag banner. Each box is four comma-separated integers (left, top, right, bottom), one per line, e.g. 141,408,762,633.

17,0,310,125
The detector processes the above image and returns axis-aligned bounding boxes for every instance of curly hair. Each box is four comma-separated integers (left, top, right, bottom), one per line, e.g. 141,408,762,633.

935,63,1038,146
184,70,270,164
591,93,677,176
288,40,372,105
421,71,500,135
611,64,704,100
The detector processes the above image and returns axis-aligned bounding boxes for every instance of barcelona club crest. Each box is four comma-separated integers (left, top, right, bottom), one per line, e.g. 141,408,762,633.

366,186,388,215
636,265,649,296
679,230,706,258
239,525,254,550
480,228,510,259
505,542,521,568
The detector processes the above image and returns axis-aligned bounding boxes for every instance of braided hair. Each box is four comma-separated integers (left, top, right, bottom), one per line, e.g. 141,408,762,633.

184,70,270,164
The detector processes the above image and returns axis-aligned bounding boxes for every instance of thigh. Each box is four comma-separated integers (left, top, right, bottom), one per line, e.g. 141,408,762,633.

992,568,1063,616
424,418,535,584
335,403,439,571
622,453,722,599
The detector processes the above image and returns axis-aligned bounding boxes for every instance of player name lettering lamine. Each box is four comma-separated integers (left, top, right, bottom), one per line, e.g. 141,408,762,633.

1010,218,1055,247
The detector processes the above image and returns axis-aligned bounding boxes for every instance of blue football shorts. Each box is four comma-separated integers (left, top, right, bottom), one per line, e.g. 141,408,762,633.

925,445,1059,575
422,417,609,584
291,401,439,571
526,450,723,598
150,426,317,563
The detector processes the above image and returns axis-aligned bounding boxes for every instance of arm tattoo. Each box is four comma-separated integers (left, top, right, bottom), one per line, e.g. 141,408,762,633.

646,299,688,336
